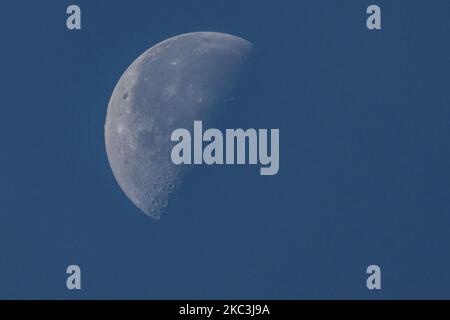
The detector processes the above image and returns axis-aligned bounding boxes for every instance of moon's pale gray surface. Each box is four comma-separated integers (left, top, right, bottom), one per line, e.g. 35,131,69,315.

105,32,253,219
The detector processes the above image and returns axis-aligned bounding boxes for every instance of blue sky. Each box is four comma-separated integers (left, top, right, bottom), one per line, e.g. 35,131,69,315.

1,0,450,299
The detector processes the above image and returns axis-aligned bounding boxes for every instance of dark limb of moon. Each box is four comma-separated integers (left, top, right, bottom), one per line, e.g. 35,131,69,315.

104,32,253,219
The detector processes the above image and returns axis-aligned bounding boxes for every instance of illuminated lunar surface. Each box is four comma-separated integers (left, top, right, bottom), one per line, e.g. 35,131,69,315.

105,32,253,219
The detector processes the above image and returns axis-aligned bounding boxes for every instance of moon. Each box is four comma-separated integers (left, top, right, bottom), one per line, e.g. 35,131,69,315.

105,32,253,219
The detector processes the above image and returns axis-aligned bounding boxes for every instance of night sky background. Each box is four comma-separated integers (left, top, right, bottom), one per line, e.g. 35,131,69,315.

1,0,450,299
